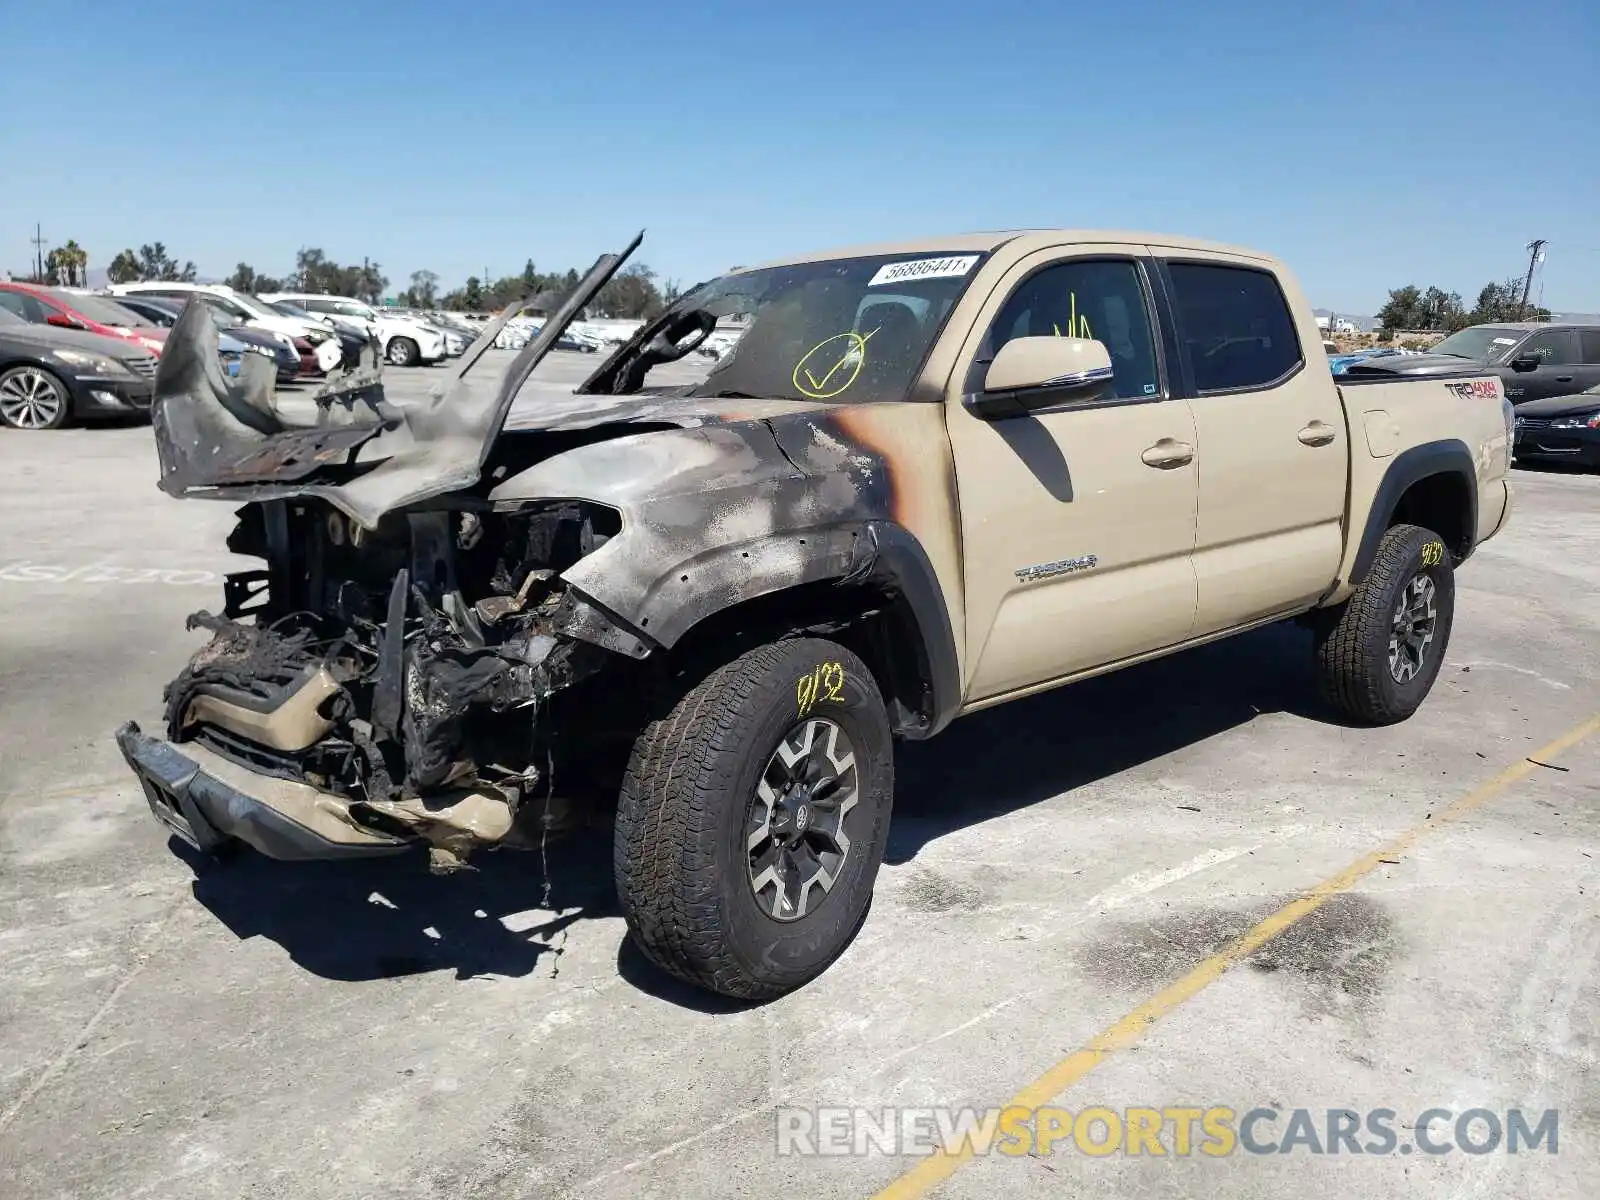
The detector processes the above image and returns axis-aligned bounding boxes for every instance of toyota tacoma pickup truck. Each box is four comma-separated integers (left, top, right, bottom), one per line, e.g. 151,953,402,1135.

117,229,1514,999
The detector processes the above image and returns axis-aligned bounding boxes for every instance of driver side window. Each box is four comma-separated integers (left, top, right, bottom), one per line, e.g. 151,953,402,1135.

1518,330,1577,366
984,259,1160,400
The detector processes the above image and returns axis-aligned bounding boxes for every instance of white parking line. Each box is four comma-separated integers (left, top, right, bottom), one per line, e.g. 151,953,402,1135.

0,561,219,586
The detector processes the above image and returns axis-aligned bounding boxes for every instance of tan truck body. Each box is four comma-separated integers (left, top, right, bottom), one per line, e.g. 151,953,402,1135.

739,230,1512,712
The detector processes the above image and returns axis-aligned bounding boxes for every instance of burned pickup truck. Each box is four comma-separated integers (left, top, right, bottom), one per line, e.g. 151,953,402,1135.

120,230,1513,999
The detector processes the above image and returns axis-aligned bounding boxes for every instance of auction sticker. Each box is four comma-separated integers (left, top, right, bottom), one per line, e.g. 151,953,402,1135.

868,255,980,287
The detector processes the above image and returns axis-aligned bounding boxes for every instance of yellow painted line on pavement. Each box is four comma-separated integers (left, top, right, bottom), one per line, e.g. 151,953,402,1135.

872,713,1600,1199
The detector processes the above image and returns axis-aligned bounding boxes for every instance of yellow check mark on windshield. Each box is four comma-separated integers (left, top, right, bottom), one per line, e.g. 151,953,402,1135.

794,327,878,399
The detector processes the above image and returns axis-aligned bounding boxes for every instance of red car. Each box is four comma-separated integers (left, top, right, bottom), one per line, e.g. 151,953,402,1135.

0,282,167,356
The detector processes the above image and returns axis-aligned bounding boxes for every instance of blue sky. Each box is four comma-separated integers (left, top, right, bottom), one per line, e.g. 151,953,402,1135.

2,0,1595,312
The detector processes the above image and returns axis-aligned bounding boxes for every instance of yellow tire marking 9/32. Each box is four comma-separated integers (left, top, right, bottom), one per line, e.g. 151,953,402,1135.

872,713,1600,1199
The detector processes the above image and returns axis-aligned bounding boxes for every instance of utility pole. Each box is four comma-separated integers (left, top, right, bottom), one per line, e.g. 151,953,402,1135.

1518,239,1547,319
29,223,46,281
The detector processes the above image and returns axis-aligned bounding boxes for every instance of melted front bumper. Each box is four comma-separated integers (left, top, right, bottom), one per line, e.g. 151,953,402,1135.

115,720,412,860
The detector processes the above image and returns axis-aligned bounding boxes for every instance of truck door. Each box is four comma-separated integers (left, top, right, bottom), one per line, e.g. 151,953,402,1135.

1156,257,1348,636
944,247,1199,701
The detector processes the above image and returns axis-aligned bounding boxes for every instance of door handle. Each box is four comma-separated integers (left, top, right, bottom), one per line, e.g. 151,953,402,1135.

1554,375,1574,384
1141,438,1194,468
1298,421,1337,447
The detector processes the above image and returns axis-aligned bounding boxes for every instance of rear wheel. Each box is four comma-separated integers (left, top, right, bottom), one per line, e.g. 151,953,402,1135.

1314,523,1455,724
385,336,419,367
0,366,72,430
614,638,894,999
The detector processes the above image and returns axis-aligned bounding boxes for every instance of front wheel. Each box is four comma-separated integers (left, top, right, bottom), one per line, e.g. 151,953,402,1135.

1314,523,1456,724
385,336,419,367
614,638,894,999
0,365,72,430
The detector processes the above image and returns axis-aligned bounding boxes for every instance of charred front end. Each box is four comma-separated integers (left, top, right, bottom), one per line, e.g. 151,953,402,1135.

119,493,642,868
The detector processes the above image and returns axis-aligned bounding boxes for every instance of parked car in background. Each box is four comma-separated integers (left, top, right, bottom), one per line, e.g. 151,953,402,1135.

1512,385,1600,469
260,293,447,366
113,294,300,384
0,308,158,429
1430,322,1600,405
106,282,341,360
0,282,167,356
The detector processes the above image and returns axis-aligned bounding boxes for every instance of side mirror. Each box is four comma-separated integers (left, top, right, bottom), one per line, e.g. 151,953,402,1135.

965,336,1114,420
46,313,82,329
1510,354,1541,372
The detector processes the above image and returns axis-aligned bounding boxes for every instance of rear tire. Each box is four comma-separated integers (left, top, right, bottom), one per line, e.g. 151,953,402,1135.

614,638,894,1000
1314,523,1455,724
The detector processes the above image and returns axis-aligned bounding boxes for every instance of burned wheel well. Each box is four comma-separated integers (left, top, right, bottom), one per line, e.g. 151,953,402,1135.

660,580,936,737
1389,472,1473,561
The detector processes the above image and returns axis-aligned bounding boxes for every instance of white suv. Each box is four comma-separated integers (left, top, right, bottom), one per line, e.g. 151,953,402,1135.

105,282,339,356
261,294,447,366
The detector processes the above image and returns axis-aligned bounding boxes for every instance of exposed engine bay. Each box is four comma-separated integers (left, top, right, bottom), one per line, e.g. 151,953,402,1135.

161,496,625,867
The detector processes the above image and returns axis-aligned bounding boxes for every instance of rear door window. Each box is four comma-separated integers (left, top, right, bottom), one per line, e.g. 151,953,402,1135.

1165,262,1304,392
1580,329,1600,365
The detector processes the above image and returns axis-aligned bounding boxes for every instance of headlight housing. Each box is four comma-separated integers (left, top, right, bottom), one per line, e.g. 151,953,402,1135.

52,348,128,375
1549,411,1600,430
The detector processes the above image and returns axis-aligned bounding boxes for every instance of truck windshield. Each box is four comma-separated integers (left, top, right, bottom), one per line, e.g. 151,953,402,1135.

1430,326,1522,363
667,252,987,404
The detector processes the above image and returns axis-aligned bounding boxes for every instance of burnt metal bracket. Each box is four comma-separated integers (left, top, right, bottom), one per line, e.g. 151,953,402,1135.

222,570,271,620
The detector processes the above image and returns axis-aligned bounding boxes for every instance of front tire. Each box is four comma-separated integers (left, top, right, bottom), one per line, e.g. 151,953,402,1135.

0,365,72,430
1314,523,1456,724
385,336,419,367
614,638,894,999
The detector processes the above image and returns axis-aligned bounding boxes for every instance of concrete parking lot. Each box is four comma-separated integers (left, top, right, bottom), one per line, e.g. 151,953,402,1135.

1,353,1596,1199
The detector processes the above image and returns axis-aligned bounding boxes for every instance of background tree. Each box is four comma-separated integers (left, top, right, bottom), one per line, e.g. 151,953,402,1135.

291,248,388,301
407,269,439,308
594,263,666,320
226,263,284,293
1379,278,1551,335
43,240,88,287
1468,278,1550,324
136,242,197,282
106,249,141,284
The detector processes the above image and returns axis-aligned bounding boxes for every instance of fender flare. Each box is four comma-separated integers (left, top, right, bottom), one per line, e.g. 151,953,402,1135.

1349,439,1478,585
572,518,963,740
857,520,963,739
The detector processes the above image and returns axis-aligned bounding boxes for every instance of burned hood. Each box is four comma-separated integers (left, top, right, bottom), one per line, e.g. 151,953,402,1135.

147,234,643,530
502,380,834,434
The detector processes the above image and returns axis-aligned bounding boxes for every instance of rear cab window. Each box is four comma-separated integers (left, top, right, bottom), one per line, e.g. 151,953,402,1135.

1165,262,1303,393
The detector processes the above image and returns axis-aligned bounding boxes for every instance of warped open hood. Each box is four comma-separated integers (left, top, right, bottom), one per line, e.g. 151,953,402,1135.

148,232,643,529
